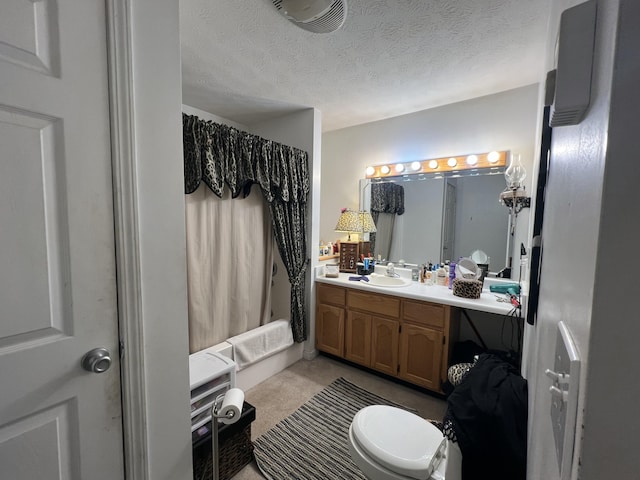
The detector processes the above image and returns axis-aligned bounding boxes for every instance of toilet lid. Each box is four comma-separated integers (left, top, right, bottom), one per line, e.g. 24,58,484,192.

351,405,446,479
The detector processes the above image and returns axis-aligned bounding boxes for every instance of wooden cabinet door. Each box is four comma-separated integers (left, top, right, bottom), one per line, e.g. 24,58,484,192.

371,316,399,375
345,311,372,367
399,324,444,391
316,304,345,357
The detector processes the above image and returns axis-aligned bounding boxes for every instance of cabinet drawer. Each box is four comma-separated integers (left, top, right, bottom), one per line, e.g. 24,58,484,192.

403,300,445,329
190,374,230,400
347,290,400,318
317,283,346,306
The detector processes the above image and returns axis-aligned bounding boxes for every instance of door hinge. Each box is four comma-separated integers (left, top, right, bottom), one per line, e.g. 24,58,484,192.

119,340,125,360
399,325,402,334
442,336,446,345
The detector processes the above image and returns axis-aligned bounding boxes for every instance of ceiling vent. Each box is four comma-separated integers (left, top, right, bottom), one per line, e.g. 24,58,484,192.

272,0,347,34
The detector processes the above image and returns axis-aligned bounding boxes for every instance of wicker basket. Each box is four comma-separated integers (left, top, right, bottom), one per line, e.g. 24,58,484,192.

193,424,254,480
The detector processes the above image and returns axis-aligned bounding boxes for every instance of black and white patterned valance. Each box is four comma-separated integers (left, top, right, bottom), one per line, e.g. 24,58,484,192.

370,182,405,215
182,113,310,343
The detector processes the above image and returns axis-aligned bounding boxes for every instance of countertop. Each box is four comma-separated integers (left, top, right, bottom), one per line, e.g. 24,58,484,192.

315,272,517,316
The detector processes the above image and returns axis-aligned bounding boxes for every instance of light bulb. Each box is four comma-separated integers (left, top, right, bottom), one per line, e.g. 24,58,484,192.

447,157,458,167
395,163,405,173
466,155,478,166
411,161,421,171
366,166,375,176
428,160,438,169
380,165,390,174
505,153,526,189
488,151,500,163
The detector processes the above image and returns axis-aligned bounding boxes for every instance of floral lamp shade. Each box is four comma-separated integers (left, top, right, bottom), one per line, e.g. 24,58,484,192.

335,209,376,241
358,211,377,233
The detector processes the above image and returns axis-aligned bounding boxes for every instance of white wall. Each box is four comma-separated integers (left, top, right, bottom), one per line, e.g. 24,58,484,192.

130,1,192,478
182,104,248,130
526,0,640,479
321,85,539,268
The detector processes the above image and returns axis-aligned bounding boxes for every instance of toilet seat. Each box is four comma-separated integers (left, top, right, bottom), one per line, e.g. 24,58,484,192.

350,405,446,479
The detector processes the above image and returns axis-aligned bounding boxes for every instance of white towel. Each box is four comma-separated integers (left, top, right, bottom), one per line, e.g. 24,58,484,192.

227,319,294,370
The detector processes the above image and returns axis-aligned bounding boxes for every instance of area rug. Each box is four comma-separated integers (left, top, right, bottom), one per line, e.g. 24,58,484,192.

253,377,416,480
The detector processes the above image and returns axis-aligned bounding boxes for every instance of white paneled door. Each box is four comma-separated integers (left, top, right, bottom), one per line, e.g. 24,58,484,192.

0,1,125,479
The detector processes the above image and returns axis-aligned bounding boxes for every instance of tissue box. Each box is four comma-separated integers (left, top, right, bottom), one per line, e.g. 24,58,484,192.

452,279,483,299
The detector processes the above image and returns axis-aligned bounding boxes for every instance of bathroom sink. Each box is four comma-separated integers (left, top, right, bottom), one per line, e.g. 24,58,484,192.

365,274,411,288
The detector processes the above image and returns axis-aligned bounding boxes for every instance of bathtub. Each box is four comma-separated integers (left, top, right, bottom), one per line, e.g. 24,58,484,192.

209,319,303,391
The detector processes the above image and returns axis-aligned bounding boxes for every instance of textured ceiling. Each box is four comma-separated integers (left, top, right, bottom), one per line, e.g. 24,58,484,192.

180,0,551,132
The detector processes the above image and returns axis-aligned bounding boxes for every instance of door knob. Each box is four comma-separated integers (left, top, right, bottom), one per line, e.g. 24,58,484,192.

81,348,112,373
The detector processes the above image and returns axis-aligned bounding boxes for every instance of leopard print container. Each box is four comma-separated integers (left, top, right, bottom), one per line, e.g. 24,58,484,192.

452,278,483,299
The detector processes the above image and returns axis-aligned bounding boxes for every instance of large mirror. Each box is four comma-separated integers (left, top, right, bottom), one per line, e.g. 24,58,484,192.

360,171,511,273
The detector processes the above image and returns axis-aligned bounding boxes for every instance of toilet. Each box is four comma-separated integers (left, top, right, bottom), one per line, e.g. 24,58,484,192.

348,405,461,480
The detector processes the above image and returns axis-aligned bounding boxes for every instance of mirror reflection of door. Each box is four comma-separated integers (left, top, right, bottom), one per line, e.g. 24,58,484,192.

442,180,457,262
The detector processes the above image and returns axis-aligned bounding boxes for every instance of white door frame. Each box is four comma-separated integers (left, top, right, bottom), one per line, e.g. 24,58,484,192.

106,1,149,478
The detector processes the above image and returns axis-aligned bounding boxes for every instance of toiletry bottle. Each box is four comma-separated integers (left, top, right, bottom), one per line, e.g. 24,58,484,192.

419,264,425,283
437,265,446,286
449,261,456,290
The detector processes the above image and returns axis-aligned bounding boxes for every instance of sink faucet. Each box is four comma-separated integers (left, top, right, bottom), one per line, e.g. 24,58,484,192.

386,262,398,277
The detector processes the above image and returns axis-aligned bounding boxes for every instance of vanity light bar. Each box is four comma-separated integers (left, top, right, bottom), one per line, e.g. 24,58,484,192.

365,150,508,178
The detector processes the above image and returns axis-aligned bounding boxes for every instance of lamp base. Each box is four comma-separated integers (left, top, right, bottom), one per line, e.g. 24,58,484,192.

500,188,531,213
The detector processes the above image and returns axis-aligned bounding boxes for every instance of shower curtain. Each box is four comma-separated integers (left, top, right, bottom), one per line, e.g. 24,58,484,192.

185,184,273,353
183,113,310,347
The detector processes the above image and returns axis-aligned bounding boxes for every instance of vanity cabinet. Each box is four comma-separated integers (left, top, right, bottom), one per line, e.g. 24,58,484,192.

316,283,459,393
316,284,346,356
